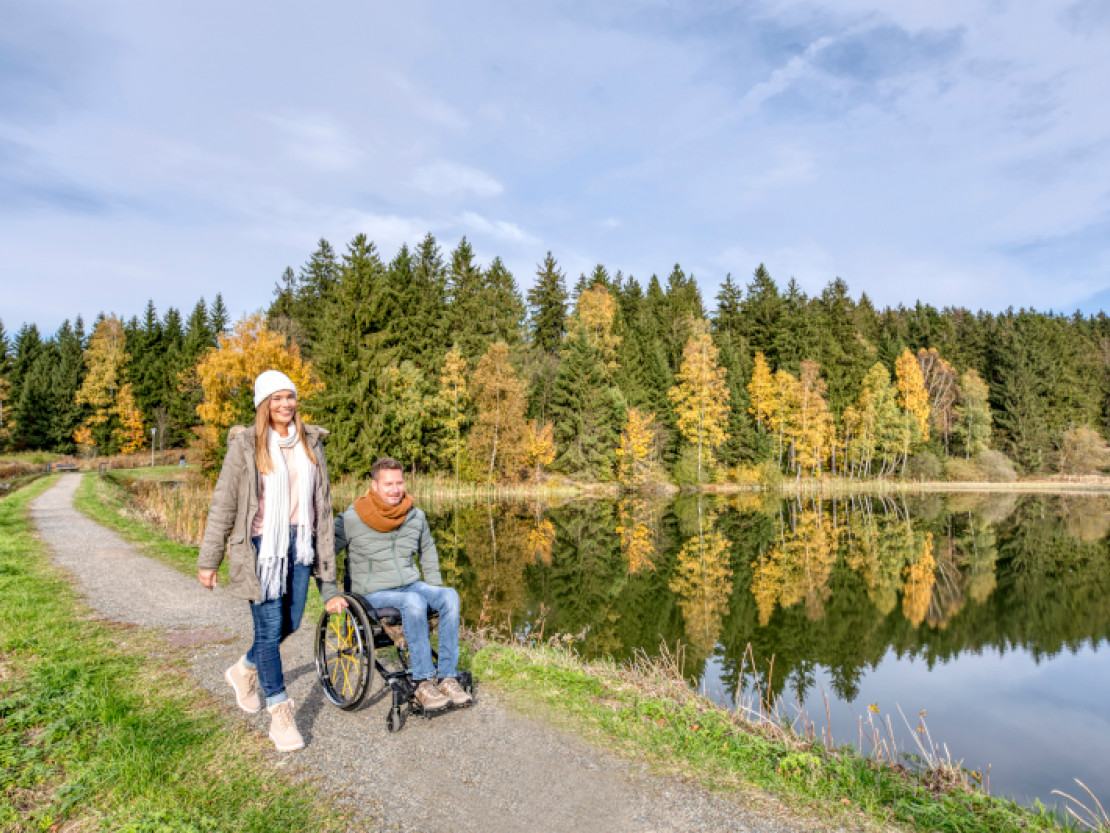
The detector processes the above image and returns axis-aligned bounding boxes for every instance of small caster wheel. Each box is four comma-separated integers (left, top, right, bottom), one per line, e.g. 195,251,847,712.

386,707,405,733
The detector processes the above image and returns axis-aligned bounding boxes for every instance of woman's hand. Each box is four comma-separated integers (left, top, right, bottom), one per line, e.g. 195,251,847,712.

198,568,218,590
325,596,349,615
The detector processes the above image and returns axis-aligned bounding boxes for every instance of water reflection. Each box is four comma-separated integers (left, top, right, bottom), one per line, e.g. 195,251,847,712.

425,491,1110,806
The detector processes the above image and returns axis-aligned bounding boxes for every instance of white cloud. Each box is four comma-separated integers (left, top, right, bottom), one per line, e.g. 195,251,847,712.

262,112,365,173
459,211,538,245
412,161,504,198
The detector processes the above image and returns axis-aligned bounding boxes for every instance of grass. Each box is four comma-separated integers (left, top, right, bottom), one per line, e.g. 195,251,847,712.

471,642,1076,833
0,477,363,832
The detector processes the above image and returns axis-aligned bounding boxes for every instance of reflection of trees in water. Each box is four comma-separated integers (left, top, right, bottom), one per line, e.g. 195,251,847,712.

616,497,659,574
429,492,1110,704
668,499,732,664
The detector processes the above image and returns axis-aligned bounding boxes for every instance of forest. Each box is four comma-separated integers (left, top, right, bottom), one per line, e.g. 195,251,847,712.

4,232,1110,484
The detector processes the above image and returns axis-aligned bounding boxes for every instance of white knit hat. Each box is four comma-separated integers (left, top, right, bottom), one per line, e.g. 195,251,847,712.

253,370,298,408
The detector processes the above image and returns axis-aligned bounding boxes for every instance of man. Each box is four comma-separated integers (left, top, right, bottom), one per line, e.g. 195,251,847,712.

320,457,472,711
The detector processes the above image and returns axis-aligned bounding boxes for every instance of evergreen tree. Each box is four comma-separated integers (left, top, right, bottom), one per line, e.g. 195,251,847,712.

0,319,12,446
48,319,87,451
407,234,449,368
445,237,488,362
814,278,870,416
311,235,390,476
738,264,784,364
549,329,624,479
527,252,569,356
8,324,45,449
208,294,229,336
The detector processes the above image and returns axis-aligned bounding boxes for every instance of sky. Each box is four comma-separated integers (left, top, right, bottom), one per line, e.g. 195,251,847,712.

2,0,1110,336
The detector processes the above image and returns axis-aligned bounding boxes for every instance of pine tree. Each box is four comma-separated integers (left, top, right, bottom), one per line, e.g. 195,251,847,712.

311,235,390,476
48,319,87,452
549,329,624,479
739,264,784,364
0,319,11,446
527,252,568,355
954,368,991,458
208,294,230,336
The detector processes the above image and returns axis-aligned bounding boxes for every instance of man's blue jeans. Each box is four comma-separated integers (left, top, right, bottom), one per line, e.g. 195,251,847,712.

243,530,311,707
365,581,461,682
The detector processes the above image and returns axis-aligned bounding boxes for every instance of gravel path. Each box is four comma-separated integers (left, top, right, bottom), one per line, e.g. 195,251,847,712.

31,475,842,833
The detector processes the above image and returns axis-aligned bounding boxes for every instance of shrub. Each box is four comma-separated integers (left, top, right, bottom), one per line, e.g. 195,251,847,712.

976,450,1017,482
1056,426,1110,475
944,457,979,481
904,451,942,481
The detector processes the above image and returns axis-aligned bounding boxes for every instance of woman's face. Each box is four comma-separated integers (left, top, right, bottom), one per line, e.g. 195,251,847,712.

268,389,297,434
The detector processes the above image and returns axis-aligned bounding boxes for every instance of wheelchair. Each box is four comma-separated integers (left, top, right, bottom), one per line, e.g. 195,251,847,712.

314,592,475,733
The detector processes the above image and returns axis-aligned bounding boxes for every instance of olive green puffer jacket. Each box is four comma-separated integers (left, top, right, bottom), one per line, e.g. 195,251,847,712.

319,504,441,603
198,424,336,602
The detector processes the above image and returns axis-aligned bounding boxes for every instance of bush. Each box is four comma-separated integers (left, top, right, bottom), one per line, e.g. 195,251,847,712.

904,451,942,481
976,450,1017,482
1056,426,1110,474
944,451,1017,482
672,446,718,487
944,457,978,481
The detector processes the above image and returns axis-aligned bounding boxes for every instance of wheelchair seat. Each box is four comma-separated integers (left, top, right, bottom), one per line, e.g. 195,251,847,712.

314,593,473,732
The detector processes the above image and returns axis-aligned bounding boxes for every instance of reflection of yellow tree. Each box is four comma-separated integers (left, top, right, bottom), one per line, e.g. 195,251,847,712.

843,505,905,616
462,505,534,631
526,518,556,566
670,508,732,657
901,532,936,627
925,533,967,629
615,498,657,574
751,502,840,624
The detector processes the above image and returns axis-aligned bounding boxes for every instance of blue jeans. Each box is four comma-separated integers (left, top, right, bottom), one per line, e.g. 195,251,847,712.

365,582,461,682
243,530,311,707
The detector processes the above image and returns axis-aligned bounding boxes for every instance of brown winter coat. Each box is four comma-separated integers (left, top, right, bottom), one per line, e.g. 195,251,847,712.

198,424,336,602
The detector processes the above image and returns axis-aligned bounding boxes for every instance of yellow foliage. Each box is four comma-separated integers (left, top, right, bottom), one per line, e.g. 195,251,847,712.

669,518,732,657
901,532,936,627
526,518,556,566
747,352,777,432
469,341,529,482
616,498,658,574
617,408,656,489
668,331,730,478
895,349,930,441
75,315,129,426
113,383,146,453
570,283,621,367
526,420,557,478
193,314,323,445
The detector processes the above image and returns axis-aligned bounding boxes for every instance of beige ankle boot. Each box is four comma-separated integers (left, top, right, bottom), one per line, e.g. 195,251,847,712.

224,656,261,713
267,700,304,751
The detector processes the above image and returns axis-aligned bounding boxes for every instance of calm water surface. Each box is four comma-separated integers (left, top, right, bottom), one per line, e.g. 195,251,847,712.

424,491,1110,808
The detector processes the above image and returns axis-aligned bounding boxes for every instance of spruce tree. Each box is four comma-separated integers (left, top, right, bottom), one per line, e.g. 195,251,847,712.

527,252,569,355
208,294,230,336
312,235,391,475
549,329,624,479
48,319,87,451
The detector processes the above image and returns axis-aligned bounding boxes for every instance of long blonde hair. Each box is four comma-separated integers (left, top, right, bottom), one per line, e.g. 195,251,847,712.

254,395,316,475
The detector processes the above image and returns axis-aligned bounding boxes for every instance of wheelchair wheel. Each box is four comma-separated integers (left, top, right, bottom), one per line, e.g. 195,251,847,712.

386,705,405,733
315,596,375,710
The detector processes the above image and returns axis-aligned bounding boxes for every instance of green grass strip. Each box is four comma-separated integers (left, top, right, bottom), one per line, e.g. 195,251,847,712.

0,477,360,832
73,472,202,576
472,644,1071,833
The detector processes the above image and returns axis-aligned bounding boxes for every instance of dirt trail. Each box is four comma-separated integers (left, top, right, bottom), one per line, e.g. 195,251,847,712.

31,475,830,833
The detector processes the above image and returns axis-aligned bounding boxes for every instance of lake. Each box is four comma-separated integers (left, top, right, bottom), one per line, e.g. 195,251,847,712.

424,491,1110,809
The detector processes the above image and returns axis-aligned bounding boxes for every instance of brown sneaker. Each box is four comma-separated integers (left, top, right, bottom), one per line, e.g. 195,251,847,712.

414,679,450,711
225,656,261,713
267,700,304,751
438,676,473,707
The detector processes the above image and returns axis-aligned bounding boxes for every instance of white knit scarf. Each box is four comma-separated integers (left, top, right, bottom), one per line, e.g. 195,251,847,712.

257,428,316,601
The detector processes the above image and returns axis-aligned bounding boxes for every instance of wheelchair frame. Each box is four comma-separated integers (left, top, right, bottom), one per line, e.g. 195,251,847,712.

314,592,474,732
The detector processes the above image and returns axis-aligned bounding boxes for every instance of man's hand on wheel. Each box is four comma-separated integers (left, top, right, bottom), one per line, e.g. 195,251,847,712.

326,596,349,615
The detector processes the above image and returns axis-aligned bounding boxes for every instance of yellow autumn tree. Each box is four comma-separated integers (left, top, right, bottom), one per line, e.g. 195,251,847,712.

469,341,529,483
569,283,621,368
436,345,469,482
795,360,834,478
526,517,556,566
668,330,730,482
526,420,556,480
193,313,323,449
113,383,146,453
895,349,929,473
747,351,777,432
616,407,656,489
74,315,130,451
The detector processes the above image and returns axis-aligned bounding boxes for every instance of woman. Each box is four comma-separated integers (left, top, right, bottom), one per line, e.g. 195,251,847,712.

198,370,334,751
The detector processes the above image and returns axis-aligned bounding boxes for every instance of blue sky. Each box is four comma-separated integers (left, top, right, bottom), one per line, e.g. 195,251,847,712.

3,0,1110,335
